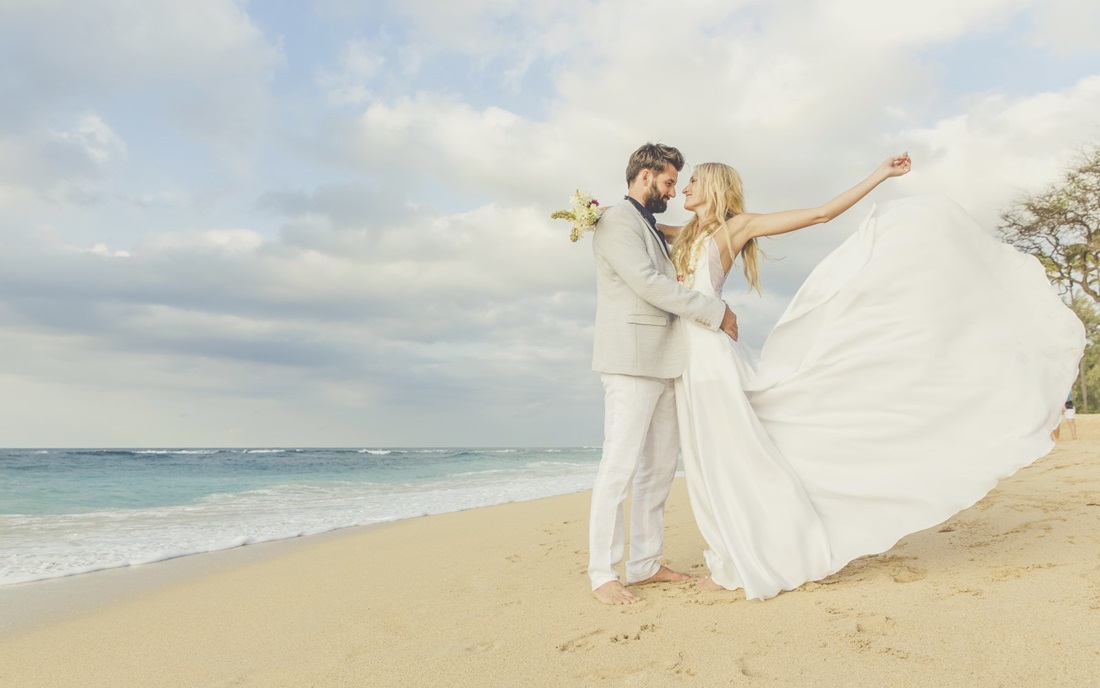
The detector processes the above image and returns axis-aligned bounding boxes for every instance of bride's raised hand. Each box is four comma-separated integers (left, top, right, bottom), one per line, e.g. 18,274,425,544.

726,150,914,251
879,152,912,178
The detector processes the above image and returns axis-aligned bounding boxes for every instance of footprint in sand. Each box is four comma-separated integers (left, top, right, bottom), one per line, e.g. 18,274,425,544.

827,555,928,584
845,615,936,664
609,623,657,644
1080,565,1100,610
989,563,1060,581
736,654,768,678
854,615,897,636
557,630,603,653
890,565,927,583
668,651,697,677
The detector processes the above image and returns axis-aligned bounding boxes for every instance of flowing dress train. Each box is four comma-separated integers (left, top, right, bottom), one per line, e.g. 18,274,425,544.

674,195,1085,600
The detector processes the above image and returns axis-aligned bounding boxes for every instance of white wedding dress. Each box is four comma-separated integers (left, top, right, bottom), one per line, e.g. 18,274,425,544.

674,195,1085,600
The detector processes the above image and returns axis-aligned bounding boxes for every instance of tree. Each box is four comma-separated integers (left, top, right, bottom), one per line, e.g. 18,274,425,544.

1000,147,1100,412
1068,295,1100,413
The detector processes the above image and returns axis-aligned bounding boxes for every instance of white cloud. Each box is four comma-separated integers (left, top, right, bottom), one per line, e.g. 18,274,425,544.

0,0,281,157
116,188,196,208
355,96,578,202
898,75,1100,227
2,0,1099,445
0,205,601,445
317,39,386,106
50,115,126,166
0,0,279,92
82,243,131,258
382,0,527,57
0,113,127,207
1028,0,1100,56
805,0,1030,47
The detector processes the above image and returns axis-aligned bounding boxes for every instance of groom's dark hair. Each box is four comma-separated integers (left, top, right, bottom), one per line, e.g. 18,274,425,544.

626,143,685,184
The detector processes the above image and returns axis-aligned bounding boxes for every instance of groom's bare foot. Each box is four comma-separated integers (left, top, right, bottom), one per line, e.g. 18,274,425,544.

696,576,726,592
630,565,691,586
592,581,640,605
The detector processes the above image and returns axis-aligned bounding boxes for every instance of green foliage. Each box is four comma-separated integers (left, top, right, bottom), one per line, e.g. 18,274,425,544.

1000,147,1100,412
1069,296,1100,413
1000,147,1100,304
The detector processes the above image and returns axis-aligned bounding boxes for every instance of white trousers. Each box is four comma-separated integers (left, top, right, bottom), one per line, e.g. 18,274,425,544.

588,373,680,589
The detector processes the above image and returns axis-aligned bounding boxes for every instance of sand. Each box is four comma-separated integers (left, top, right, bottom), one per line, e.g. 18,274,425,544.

1,417,1098,687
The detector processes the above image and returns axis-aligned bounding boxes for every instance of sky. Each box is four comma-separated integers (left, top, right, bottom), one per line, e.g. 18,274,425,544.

2,0,1099,448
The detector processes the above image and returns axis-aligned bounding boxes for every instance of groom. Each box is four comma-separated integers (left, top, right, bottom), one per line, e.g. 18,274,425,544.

588,142,739,604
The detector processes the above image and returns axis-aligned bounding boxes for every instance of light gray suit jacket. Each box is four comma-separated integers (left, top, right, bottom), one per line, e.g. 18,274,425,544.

591,200,727,378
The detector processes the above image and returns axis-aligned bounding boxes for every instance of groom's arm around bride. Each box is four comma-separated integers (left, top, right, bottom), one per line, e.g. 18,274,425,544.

592,205,736,371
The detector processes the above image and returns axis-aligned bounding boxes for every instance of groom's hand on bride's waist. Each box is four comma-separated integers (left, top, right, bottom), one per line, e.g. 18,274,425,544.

721,306,738,341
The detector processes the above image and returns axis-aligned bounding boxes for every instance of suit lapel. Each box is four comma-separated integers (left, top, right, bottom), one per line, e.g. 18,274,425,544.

624,201,671,259
647,220,672,259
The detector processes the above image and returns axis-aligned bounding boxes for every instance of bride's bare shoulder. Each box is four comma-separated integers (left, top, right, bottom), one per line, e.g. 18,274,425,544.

720,213,757,251
724,212,757,232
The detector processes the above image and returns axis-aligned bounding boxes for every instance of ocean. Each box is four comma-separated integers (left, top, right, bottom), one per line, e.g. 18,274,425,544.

0,447,603,586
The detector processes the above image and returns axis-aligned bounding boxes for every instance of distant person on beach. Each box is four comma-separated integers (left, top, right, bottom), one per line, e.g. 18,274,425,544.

1063,395,1078,440
1054,394,1077,441
585,142,738,605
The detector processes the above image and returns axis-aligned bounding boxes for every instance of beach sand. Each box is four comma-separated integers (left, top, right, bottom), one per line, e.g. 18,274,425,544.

1,417,1098,687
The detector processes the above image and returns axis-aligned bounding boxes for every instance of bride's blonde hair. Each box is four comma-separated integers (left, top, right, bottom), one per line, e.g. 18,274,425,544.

671,162,762,293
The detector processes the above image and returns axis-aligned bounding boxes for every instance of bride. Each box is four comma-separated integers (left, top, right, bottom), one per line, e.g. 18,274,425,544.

662,155,1085,599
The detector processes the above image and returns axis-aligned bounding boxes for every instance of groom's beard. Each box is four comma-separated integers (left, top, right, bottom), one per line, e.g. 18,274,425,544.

644,181,669,214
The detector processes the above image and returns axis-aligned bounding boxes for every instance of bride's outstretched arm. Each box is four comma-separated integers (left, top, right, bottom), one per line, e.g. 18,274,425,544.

726,153,911,248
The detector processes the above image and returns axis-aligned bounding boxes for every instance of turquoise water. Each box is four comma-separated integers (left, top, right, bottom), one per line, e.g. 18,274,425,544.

0,447,602,584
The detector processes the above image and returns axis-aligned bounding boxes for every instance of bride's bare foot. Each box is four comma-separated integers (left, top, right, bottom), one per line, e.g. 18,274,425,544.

630,565,691,586
592,581,640,605
696,576,726,592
